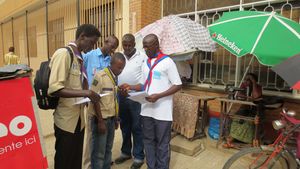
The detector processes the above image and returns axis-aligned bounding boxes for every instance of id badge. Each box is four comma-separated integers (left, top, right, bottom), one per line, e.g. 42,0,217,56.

153,71,161,80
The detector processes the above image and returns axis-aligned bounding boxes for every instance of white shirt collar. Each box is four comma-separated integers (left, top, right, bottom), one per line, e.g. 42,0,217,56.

122,49,139,61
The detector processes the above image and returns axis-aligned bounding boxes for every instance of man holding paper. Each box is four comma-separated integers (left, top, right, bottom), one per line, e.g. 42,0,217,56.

86,52,126,169
121,34,182,169
48,24,101,169
82,35,119,169
115,34,147,169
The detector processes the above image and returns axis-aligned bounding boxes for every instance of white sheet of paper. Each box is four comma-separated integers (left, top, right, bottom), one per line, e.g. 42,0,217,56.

128,91,149,104
74,93,111,105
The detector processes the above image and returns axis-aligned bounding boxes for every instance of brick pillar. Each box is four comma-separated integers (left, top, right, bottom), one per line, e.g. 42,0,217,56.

129,0,161,33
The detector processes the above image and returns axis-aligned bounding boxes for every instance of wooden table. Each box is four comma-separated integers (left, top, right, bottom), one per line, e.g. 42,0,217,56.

216,97,259,148
190,96,216,141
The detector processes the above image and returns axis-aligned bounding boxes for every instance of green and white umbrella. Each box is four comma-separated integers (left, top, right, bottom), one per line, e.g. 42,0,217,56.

208,10,300,66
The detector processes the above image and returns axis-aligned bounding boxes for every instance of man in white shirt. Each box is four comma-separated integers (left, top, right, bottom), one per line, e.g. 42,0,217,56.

121,34,182,169
115,34,147,169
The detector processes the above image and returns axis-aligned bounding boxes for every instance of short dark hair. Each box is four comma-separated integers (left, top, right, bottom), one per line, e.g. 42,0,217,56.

9,46,14,52
111,52,125,64
247,73,258,81
122,33,135,42
75,24,100,39
105,35,119,45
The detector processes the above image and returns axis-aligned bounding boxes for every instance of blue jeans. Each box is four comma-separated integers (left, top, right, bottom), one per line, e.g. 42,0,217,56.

119,96,144,161
89,116,115,169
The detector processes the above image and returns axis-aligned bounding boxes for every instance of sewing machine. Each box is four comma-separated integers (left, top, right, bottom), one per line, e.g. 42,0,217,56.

225,84,245,100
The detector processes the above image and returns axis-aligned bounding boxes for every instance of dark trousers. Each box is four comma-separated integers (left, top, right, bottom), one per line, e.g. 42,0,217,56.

54,119,84,169
141,116,172,169
119,97,144,160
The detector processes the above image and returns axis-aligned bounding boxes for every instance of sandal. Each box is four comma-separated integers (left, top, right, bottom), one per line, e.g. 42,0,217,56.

222,142,235,149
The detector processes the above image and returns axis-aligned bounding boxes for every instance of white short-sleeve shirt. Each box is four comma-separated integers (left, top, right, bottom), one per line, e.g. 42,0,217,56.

118,50,148,85
140,57,182,121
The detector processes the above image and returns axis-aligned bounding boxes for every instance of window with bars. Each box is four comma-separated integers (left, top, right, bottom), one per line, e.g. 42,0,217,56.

48,18,64,56
83,1,115,47
163,0,300,92
28,26,37,58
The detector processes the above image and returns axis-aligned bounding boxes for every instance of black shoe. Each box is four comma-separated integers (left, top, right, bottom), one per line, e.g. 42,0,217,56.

130,162,144,169
115,155,132,164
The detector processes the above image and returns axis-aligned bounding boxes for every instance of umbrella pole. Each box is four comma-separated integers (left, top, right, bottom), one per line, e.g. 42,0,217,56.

239,0,244,11
228,55,255,110
194,0,199,22
238,55,255,88
235,59,241,87
235,0,243,87
161,0,163,18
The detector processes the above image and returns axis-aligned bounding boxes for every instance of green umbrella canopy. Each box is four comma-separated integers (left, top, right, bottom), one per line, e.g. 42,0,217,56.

208,11,300,66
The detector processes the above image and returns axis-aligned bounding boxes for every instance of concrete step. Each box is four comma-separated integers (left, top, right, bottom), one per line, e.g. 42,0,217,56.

170,135,205,156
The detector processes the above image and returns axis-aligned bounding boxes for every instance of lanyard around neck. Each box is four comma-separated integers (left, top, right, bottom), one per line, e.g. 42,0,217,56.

143,52,168,91
68,43,88,84
104,67,117,86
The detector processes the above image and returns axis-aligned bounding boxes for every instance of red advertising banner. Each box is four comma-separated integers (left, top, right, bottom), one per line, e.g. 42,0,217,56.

0,77,48,169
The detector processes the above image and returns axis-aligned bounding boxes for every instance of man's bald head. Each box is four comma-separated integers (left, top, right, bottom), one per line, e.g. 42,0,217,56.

143,34,159,45
143,34,159,58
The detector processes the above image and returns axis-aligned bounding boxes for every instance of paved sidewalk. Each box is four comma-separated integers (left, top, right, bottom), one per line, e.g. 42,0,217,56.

39,110,237,169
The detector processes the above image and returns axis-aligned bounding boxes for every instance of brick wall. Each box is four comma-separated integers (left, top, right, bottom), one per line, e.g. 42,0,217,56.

129,0,161,33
